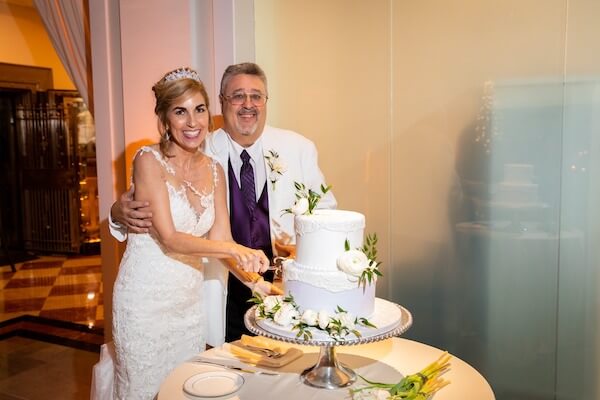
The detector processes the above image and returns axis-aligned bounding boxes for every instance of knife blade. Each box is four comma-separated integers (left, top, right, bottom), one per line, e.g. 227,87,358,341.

191,358,280,376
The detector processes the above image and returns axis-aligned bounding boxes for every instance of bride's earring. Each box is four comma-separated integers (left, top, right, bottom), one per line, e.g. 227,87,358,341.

164,129,171,141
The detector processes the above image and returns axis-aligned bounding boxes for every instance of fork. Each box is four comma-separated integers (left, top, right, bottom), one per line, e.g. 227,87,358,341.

191,359,280,376
243,344,284,358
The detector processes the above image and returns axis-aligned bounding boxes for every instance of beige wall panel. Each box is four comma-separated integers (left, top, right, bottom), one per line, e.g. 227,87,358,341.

390,0,565,261
255,1,600,397
255,0,392,297
119,0,193,182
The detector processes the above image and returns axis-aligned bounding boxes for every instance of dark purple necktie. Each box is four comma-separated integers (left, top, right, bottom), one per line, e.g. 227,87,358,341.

240,150,256,213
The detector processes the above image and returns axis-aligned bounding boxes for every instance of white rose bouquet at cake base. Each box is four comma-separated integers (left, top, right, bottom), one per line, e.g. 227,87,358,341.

273,302,299,326
250,293,376,341
300,309,318,326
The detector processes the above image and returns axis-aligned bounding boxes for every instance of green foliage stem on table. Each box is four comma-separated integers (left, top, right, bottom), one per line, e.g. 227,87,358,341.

350,352,452,400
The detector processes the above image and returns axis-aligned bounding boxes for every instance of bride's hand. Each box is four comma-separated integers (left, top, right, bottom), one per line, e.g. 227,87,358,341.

229,244,269,274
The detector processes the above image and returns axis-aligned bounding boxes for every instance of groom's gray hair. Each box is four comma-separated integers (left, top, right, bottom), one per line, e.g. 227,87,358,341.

220,62,268,95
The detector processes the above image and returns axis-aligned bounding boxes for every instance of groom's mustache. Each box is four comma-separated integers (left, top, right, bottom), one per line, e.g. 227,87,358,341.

238,107,257,116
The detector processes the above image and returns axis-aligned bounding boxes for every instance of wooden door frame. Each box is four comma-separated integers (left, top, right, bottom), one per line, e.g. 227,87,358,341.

0,62,54,92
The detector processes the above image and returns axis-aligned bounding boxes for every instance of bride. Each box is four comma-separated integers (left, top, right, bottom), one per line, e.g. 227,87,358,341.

111,67,269,400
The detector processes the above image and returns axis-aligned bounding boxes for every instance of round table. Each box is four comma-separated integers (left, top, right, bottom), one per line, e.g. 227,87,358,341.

158,337,495,399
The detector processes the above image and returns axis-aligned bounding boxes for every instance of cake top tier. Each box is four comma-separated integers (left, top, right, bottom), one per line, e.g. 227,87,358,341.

295,209,365,236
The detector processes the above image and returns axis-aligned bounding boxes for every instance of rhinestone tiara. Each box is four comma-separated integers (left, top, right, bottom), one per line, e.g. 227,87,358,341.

163,68,202,83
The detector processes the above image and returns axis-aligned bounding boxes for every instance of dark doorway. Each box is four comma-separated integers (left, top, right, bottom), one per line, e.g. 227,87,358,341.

0,90,35,265
0,63,99,258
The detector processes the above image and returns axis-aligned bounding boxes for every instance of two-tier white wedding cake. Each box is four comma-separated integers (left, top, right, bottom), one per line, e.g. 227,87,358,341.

251,184,408,341
283,209,376,317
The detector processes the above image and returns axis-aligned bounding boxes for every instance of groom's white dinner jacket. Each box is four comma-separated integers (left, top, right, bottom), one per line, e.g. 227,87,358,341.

201,126,336,345
203,125,336,245
109,125,336,346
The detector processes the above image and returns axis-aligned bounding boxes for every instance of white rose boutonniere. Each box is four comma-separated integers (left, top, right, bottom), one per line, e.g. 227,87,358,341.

264,150,286,190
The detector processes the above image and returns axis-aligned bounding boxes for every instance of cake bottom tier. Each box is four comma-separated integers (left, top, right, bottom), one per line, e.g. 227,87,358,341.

284,279,376,317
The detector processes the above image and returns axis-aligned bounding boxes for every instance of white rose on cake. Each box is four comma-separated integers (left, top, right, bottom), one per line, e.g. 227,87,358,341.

317,310,330,330
263,295,283,313
337,249,369,277
273,302,300,326
337,311,356,330
291,197,309,215
300,309,318,326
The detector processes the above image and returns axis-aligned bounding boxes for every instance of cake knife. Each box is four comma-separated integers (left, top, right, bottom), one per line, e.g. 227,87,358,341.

190,359,280,376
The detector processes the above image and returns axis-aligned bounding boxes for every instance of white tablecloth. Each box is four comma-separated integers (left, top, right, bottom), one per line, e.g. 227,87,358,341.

158,337,495,400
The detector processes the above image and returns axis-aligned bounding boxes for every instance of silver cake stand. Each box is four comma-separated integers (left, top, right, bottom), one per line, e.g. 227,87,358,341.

244,302,413,390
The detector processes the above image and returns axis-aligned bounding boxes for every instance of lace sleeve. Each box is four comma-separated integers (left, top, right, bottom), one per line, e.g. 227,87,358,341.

133,146,175,177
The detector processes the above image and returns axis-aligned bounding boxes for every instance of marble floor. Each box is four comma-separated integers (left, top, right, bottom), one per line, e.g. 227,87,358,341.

0,336,98,400
0,255,103,328
0,256,104,400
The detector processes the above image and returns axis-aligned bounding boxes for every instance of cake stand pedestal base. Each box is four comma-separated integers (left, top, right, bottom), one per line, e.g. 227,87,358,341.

300,345,356,389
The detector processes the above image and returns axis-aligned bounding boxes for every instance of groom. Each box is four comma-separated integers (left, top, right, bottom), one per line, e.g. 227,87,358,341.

110,62,336,343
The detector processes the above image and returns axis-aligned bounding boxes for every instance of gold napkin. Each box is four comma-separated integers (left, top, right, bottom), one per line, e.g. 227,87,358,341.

229,335,303,368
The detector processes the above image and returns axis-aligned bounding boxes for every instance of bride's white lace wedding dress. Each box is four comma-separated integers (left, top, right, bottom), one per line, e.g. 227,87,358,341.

112,146,217,400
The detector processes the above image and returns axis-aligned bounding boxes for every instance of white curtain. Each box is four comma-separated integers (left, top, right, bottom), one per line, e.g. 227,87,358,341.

34,0,90,108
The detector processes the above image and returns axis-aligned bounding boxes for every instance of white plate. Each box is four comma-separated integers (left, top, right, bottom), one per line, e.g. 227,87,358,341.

182,370,244,398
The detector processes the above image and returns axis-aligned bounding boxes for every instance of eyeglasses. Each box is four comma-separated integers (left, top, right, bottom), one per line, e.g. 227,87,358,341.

222,92,268,106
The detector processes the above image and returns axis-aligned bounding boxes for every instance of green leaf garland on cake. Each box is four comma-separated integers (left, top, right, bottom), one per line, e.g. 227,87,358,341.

282,182,332,216
338,233,383,289
250,293,376,342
